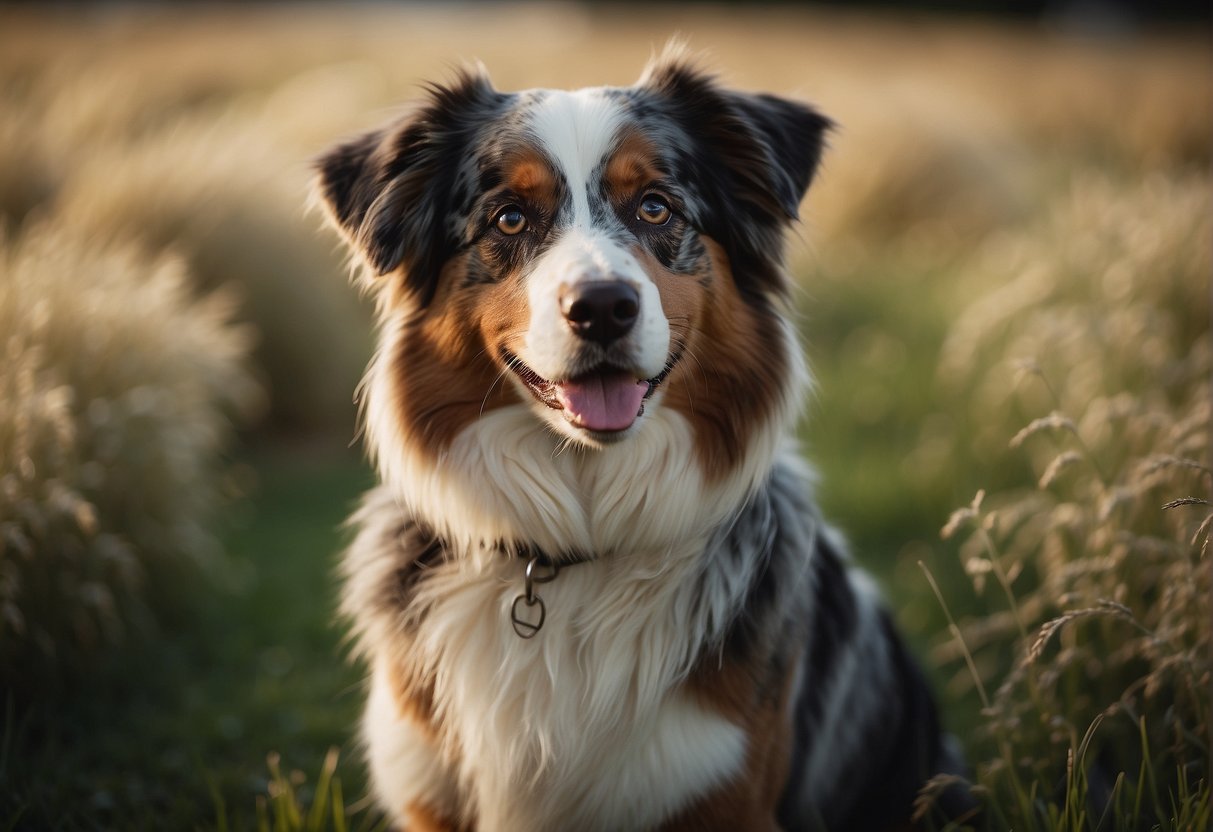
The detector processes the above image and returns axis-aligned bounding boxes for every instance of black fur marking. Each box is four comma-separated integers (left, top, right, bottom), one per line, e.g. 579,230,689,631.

671,232,708,276
314,70,512,306
587,156,617,229
774,534,859,828
707,463,817,662
629,60,832,300
775,562,971,830
477,200,560,277
388,521,447,607
594,169,697,273
814,613,949,831
316,128,386,235
860,616,944,823
802,537,859,726
458,249,501,290
634,217,690,271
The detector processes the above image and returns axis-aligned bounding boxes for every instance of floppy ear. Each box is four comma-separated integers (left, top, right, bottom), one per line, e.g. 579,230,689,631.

639,52,832,296
313,68,506,306
729,91,832,220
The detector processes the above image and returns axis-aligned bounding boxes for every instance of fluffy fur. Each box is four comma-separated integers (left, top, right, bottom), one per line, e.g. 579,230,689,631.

315,47,966,831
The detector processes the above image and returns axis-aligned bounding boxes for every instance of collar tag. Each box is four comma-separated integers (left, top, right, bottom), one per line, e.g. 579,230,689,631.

510,554,560,639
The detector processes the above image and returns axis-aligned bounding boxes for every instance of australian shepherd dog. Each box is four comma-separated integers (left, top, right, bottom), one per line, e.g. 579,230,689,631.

314,47,967,832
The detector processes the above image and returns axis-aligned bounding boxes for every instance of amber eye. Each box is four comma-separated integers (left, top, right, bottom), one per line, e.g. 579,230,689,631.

496,207,528,235
637,194,672,226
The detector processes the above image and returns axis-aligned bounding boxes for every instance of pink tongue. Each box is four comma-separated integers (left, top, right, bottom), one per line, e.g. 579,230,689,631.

556,374,649,431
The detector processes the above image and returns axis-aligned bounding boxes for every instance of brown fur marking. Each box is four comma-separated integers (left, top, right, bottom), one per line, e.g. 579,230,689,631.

393,254,528,454
634,245,704,357
661,651,798,831
402,802,469,832
659,238,787,480
499,146,560,202
603,131,666,198
388,660,440,741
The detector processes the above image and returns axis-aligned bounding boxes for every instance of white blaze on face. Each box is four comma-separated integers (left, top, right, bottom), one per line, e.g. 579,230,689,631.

520,89,671,387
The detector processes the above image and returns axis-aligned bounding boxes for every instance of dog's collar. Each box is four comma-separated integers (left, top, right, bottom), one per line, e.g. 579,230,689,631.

509,548,593,639
399,525,590,639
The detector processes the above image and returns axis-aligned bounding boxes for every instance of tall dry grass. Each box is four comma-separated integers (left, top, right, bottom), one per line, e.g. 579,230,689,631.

0,19,374,432
0,220,257,676
926,170,1211,828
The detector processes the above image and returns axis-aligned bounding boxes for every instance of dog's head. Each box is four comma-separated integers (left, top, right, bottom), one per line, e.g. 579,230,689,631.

316,50,829,482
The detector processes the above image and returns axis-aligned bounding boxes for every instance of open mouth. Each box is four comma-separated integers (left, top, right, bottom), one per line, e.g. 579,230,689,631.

502,350,680,433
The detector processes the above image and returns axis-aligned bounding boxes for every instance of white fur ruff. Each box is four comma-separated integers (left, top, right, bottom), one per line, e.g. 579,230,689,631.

342,314,809,829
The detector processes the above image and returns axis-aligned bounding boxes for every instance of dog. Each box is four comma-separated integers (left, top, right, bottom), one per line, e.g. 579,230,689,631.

315,46,967,832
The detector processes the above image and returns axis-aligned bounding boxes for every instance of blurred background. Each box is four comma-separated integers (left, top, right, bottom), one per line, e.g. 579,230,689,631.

1,2,1209,829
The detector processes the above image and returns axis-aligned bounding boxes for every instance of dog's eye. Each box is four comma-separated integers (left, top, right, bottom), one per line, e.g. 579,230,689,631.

637,195,672,226
496,207,528,236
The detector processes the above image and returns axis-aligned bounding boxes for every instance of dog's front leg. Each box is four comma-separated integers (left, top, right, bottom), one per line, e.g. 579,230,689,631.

363,660,468,831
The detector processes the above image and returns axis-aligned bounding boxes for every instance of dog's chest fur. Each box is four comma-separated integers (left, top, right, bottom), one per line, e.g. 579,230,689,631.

344,405,822,830
406,547,749,830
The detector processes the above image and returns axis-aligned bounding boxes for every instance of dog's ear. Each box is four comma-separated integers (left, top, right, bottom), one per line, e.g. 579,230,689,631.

314,68,505,306
638,50,832,295
728,91,832,221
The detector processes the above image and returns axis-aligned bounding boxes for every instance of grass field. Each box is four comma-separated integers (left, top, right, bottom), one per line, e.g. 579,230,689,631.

3,445,376,828
0,3,1209,829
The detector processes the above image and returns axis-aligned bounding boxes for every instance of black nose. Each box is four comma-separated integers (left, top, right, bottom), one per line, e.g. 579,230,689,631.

561,281,639,345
